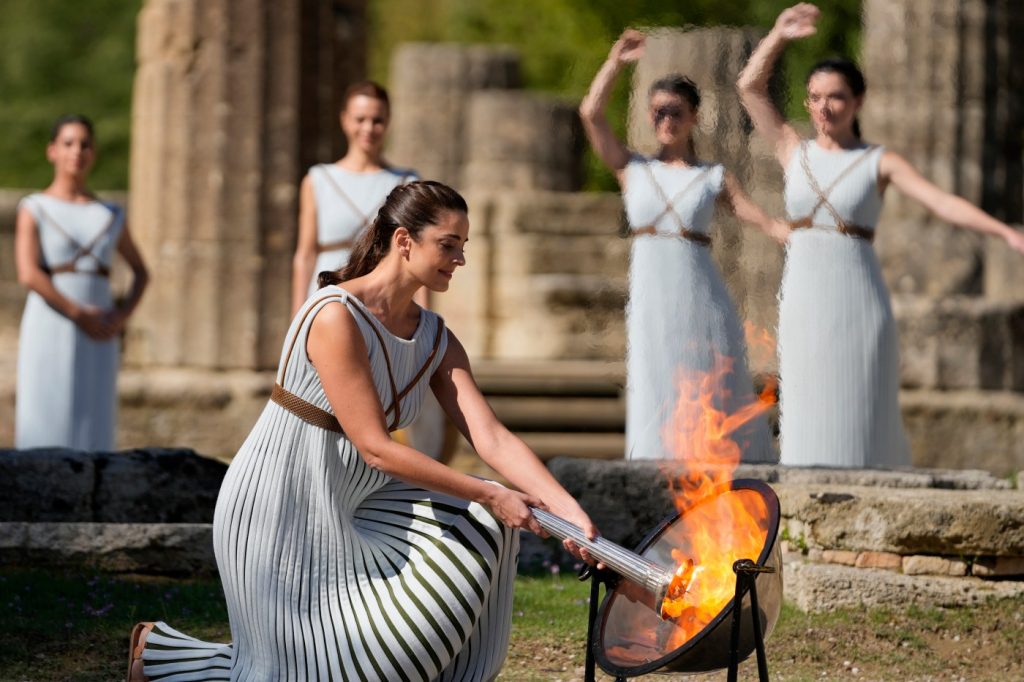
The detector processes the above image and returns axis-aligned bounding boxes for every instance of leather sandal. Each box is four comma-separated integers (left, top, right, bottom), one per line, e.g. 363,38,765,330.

127,622,154,682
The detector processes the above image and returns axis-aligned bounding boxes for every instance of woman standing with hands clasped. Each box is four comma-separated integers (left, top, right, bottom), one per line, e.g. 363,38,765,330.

14,115,148,451
737,3,1024,468
580,29,788,463
128,181,598,682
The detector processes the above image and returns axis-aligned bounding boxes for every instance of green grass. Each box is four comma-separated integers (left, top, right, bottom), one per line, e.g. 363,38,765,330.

2,568,1022,681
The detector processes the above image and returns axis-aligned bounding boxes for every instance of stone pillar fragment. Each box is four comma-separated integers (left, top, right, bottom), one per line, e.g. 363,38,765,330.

861,0,1024,296
388,44,521,187
627,27,784,371
462,91,583,192
127,0,365,370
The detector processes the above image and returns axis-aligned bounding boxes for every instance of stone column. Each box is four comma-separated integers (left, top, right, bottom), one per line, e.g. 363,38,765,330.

627,27,784,371
387,44,521,187
127,0,365,370
462,91,583,192
861,0,1024,296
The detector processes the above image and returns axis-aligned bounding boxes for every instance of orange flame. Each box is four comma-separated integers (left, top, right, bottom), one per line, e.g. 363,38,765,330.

655,349,777,647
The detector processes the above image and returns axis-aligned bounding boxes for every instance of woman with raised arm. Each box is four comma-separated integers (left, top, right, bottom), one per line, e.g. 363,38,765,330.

128,181,597,682
14,114,148,450
737,3,1024,468
580,29,788,463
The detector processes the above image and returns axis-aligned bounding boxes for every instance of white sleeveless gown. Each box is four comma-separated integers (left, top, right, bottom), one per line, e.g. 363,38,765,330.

306,165,417,294
140,287,519,681
778,141,910,467
15,194,124,450
623,157,772,463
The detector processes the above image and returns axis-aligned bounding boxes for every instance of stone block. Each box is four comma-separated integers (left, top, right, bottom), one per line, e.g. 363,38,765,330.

491,190,624,238
0,448,226,523
785,557,1024,613
894,295,1024,391
854,551,902,571
821,550,859,566
901,389,1024,478
463,91,583,192
0,522,215,575
984,226,1024,302
972,556,1024,578
902,555,968,577
777,483,1024,557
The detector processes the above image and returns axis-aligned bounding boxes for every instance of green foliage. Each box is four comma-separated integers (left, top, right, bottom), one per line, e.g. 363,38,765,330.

370,0,862,190
0,0,141,189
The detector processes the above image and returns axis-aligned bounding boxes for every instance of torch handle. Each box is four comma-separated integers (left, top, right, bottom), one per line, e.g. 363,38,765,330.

530,507,674,603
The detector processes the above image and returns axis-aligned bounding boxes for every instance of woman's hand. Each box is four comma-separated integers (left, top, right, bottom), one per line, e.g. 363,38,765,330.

610,29,646,66
483,486,546,536
72,305,123,340
553,501,604,568
773,3,820,42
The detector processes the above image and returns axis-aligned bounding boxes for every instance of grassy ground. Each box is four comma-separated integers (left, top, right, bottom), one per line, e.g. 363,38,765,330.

2,568,1022,681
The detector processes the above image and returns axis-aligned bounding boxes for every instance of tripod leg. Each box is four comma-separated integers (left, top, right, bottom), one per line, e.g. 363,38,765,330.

748,578,770,681
584,574,601,682
727,572,746,682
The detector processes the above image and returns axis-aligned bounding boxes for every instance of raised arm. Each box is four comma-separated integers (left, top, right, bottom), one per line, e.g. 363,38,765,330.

579,29,645,179
880,151,1024,254
291,173,318,316
718,170,791,244
737,3,819,165
308,302,598,549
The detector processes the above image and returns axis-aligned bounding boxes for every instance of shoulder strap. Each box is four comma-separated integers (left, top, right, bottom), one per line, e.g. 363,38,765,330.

640,162,713,232
33,201,119,273
798,143,878,228
317,166,373,229
347,303,402,430
276,292,349,385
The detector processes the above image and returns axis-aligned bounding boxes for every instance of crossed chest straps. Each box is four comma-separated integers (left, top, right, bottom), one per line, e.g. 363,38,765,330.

270,295,446,434
630,163,714,246
314,170,413,254
34,202,118,277
789,143,878,242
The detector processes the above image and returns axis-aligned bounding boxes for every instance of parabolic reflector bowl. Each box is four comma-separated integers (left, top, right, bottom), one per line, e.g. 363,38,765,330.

595,478,783,677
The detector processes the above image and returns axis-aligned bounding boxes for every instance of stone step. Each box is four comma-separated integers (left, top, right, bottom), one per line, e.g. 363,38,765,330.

893,294,1024,391
488,396,624,431
473,359,624,396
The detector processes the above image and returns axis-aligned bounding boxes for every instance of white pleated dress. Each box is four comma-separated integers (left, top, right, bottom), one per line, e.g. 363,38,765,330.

141,287,519,681
15,194,124,451
306,165,417,295
623,157,772,463
778,141,910,467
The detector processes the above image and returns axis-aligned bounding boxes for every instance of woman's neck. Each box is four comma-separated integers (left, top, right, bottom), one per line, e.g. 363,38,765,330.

44,175,92,202
337,148,385,173
655,142,698,166
348,260,421,321
814,130,861,150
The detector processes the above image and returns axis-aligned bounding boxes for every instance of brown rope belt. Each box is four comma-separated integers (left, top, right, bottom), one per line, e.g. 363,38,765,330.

270,383,343,433
315,239,355,254
46,263,111,277
787,217,875,242
631,225,712,246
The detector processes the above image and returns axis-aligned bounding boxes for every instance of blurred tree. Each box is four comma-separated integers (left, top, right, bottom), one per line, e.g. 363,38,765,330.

0,0,141,189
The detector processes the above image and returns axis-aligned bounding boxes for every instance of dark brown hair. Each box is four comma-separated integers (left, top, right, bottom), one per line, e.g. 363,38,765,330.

318,180,468,287
807,58,866,138
649,74,701,156
49,114,94,142
342,80,390,114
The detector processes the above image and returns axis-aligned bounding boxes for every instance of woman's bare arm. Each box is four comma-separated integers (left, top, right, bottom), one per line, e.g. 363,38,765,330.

737,4,820,165
291,174,319,316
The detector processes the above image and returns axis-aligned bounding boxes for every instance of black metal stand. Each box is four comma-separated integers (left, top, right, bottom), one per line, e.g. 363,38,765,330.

579,565,627,682
727,558,774,682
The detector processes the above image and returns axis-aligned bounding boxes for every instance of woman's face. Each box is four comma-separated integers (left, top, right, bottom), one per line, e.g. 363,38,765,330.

648,91,697,148
805,71,863,137
402,210,468,293
47,123,95,178
341,95,389,156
